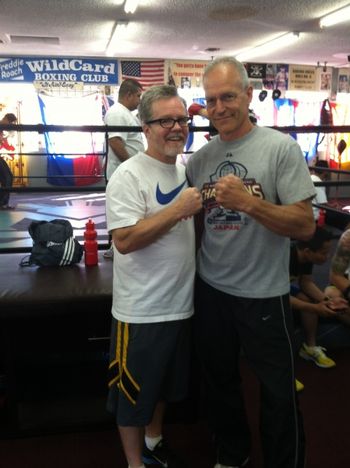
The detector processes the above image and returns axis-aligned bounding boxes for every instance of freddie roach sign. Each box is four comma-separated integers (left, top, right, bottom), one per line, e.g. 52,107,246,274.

288,65,316,91
0,57,119,84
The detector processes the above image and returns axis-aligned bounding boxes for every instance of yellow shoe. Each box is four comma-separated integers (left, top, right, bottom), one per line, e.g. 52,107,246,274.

299,343,336,368
295,379,304,392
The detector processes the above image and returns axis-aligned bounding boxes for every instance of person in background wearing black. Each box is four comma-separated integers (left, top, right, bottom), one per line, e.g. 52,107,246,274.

0,112,17,210
289,226,348,392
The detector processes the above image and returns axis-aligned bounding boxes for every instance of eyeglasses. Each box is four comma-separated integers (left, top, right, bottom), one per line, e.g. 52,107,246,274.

205,91,245,108
145,117,192,129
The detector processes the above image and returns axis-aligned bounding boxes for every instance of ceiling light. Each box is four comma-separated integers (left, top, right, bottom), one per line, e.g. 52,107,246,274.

236,32,300,62
124,0,139,14
320,5,350,28
105,21,129,56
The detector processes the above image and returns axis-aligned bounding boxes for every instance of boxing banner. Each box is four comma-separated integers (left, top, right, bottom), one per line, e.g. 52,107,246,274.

167,60,208,88
0,57,119,84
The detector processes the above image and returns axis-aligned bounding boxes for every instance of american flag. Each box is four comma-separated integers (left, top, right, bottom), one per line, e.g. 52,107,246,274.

121,60,165,89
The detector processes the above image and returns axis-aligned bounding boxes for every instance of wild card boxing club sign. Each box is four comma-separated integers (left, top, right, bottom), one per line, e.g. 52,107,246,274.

0,56,119,84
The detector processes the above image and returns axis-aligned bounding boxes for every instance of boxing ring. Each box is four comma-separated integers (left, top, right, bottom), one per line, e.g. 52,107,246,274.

1,122,350,252
1,122,350,436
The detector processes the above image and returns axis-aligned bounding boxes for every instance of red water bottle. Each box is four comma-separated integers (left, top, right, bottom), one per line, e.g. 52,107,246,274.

84,219,98,266
317,209,326,227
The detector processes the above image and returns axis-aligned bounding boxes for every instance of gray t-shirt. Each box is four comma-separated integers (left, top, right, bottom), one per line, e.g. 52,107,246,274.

186,126,316,298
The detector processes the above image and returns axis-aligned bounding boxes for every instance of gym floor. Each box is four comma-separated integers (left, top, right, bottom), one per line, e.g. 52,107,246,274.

1,347,349,468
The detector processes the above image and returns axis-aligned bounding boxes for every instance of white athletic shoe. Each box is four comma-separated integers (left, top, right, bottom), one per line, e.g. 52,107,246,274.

103,246,114,259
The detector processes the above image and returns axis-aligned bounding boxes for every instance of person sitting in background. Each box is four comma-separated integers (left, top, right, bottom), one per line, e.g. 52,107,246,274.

309,159,329,223
329,226,350,328
290,226,348,385
0,113,17,210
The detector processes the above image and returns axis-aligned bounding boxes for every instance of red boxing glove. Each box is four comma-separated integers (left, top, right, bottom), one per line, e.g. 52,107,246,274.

0,138,15,151
188,102,206,117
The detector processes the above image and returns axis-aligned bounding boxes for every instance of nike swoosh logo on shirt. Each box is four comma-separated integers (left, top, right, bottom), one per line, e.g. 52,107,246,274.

156,180,187,205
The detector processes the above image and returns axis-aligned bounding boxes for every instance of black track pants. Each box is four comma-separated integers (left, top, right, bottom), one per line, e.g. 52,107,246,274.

194,276,306,468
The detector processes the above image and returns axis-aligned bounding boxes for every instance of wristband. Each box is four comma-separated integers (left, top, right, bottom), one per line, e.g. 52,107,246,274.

343,285,350,302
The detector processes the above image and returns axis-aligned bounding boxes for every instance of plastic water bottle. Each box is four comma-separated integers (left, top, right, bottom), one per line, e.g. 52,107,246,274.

84,219,98,266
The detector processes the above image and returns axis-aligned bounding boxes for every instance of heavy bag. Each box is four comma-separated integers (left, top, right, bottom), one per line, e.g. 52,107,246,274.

320,98,333,126
20,219,83,267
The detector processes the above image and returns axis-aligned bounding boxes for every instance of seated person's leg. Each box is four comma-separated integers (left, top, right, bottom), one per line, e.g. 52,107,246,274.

294,291,336,368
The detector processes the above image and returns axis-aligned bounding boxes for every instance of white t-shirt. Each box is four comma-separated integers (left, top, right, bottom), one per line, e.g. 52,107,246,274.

106,152,195,323
104,102,144,180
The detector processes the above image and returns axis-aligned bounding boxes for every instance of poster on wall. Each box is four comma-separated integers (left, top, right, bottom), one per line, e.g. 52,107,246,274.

338,68,350,93
248,63,290,90
289,65,317,91
273,64,289,91
0,57,119,85
168,60,208,88
315,67,333,92
245,63,290,91
246,63,265,90
320,71,332,90
246,63,266,79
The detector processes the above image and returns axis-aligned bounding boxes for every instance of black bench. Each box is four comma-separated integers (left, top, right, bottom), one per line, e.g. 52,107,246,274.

0,252,113,436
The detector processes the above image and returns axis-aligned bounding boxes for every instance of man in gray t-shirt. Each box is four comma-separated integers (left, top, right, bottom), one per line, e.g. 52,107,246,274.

186,57,315,468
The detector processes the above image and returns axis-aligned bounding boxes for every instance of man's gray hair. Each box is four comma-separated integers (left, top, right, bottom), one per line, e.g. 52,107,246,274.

138,85,186,123
204,56,250,89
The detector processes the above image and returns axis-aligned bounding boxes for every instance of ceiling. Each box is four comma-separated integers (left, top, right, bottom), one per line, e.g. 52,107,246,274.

0,0,350,68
